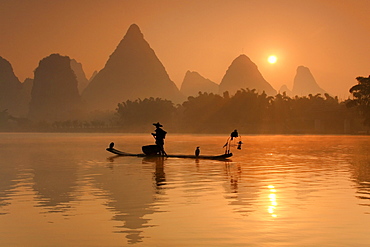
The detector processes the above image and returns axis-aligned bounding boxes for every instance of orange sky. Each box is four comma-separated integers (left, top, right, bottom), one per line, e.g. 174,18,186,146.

0,0,369,98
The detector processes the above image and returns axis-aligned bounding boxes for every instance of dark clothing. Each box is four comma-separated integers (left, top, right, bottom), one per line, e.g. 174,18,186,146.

231,130,238,140
152,127,167,155
153,127,166,144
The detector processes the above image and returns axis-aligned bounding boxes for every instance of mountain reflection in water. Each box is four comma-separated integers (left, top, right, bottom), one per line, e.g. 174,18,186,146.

91,157,166,244
0,133,369,246
31,150,79,213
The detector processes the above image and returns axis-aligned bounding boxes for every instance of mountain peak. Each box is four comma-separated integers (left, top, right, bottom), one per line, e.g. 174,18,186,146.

82,24,183,110
125,23,144,40
29,53,81,121
292,66,326,96
231,54,254,68
180,71,218,97
235,54,251,61
296,66,310,74
279,84,293,97
219,54,276,95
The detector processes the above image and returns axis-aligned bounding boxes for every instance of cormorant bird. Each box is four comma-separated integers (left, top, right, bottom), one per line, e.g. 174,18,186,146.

195,147,200,157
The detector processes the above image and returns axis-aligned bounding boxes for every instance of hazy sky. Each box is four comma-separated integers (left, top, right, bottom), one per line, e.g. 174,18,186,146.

0,0,369,98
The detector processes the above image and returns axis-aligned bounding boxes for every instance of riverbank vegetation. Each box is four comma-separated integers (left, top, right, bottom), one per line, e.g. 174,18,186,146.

1,76,369,134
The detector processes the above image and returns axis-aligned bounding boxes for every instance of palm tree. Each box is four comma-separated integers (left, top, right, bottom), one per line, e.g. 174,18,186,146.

347,76,370,127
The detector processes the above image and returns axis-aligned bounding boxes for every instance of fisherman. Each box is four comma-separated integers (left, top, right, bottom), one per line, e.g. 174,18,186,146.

152,122,167,156
224,129,240,154
230,129,239,140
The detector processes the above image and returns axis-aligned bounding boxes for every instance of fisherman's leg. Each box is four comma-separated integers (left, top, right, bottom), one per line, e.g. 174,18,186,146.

160,145,167,157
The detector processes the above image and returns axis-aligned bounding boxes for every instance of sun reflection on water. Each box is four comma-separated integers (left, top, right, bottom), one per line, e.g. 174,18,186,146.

268,185,277,218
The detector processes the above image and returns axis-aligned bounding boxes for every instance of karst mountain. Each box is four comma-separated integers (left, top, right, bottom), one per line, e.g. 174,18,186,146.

219,54,276,96
0,56,23,116
279,84,293,97
82,24,184,111
28,54,82,121
180,71,218,97
70,59,89,94
292,66,326,96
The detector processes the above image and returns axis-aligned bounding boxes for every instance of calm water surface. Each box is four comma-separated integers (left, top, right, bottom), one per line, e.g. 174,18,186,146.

0,133,369,246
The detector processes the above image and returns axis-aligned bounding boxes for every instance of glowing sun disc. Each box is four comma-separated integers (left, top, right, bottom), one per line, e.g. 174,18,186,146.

268,55,278,64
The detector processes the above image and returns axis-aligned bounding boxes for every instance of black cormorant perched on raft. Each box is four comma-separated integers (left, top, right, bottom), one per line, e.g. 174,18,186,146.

195,147,200,157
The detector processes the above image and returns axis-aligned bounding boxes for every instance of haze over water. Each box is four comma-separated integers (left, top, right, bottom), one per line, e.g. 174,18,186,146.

0,133,369,246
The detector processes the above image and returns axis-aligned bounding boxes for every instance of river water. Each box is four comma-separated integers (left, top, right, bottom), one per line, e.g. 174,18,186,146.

0,133,369,246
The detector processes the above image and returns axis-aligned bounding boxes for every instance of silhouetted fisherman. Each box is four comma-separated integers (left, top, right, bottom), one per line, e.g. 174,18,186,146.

152,122,167,156
230,129,238,140
195,147,200,157
224,129,240,154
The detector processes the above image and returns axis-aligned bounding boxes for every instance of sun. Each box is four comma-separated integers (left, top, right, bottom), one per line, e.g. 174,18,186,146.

268,55,278,64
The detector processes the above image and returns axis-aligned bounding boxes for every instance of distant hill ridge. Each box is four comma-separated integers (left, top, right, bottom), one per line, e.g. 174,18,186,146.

1,24,330,121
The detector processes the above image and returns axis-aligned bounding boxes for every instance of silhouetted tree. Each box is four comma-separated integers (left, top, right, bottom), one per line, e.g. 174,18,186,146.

116,97,175,131
216,89,272,133
180,92,226,132
177,89,354,134
347,76,370,126
270,92,292,133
